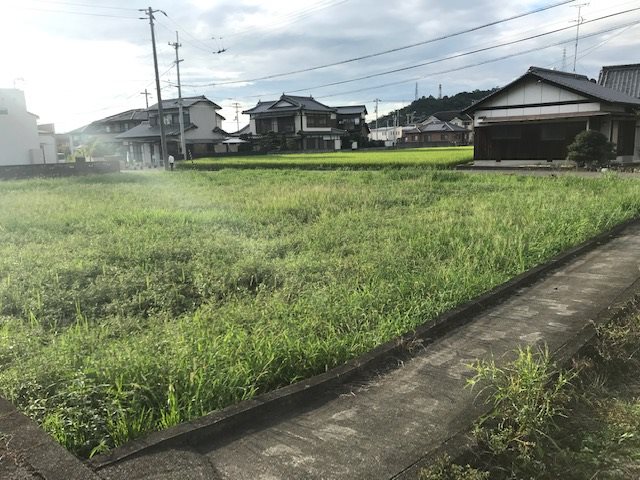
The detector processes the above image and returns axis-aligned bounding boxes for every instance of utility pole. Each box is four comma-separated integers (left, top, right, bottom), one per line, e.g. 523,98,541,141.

169,31,186,159
414,82,418,102
231,102,241,132
572,3,589,72
373,98,381,140
438,84,442,100
140,6,168,169
140,88,151,109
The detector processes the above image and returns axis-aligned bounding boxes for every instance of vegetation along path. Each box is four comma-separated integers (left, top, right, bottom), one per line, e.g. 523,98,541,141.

92,212,640,478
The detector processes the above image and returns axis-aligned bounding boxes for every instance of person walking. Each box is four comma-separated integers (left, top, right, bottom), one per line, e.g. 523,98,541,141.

168,154,175,171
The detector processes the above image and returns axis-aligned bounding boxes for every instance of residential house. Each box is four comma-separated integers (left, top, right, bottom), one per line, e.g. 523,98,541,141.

67,109,148,158
463,66,640,165
118,96,226,163
422,110,472,129
0,89,44,166
243,95,346,151
336,105,370,145
402,121,469,146
598,64,640,99
421,110,473,143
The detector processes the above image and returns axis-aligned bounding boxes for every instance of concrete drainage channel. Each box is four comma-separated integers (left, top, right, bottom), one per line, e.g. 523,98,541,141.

2,217,640,479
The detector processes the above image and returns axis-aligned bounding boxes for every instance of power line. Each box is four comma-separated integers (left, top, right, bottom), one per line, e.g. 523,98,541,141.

275,8,640,95
314,18,640,101
179,0,577,88
183,8,640,101
163,13,217,52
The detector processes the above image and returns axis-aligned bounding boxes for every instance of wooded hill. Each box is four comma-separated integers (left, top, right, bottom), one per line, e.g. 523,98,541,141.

370,88,498,127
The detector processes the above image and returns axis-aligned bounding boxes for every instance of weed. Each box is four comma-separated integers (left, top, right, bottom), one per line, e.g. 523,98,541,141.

467,346,576,471
420,455,489,480
0,169,639,455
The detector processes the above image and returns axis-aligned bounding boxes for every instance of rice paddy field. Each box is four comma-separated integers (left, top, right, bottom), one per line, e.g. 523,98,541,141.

177,146,473,170
1,168,640,457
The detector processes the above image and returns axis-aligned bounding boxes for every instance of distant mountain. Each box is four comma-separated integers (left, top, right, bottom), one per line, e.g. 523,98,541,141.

369,88,498,128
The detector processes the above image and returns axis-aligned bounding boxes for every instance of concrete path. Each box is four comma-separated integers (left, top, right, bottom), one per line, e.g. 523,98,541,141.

95,222,640,480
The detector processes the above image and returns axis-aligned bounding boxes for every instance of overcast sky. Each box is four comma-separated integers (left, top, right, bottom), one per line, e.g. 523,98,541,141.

3,0,639,132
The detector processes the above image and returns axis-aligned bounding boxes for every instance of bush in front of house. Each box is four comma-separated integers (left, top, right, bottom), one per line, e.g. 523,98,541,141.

566,130,616,169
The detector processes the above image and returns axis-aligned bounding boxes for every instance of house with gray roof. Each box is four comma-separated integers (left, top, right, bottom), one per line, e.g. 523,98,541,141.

118,95,226,164
403,120,469,146
598,64,640,99
243,95,349,151
464,66,640,165
67,108,148,158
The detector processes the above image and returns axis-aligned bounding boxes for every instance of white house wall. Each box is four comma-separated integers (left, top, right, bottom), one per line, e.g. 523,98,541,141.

0,89,41,166
39,133,57,164
472,79,606,127
482,78,587,107
188,103,220,132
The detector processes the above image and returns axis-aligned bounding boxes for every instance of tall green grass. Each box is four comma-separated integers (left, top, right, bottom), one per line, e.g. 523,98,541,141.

0,169,639,456
177,147,473,170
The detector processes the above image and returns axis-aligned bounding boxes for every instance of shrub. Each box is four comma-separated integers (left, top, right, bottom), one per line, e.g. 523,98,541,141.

566,130,616,168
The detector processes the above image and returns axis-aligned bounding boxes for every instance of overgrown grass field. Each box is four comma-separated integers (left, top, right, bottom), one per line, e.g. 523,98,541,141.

177,146,473,170
1,169,639,457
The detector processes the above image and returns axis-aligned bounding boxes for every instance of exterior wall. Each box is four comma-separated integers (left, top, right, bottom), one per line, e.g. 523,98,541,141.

39,133,58,163
472,79,601,127
369,126,403,142
188,103,219,131
0,89,41,165
473,121,587,161
473,102,602,127
481,78,586,108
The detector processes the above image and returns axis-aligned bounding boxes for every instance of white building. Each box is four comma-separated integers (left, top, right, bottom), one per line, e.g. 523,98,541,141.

368,126,405,146
0,89,43,166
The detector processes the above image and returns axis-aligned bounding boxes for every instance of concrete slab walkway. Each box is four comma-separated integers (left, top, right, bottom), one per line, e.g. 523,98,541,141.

95,221,640,480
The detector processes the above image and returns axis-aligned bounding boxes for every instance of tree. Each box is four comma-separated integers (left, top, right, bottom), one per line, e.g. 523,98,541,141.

566,130,616,169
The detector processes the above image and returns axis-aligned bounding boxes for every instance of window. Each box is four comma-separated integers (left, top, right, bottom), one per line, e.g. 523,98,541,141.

277,117,295,133
150,116,158,127
307,114,329,127
106,125,111,133
163,114,173,126
256,118,273,134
